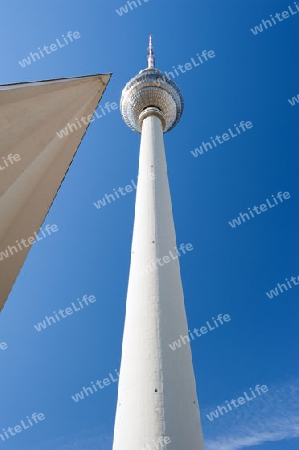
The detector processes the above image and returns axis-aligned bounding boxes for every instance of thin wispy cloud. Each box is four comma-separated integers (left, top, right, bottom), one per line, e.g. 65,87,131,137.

203,378,299,450
25,379,299,450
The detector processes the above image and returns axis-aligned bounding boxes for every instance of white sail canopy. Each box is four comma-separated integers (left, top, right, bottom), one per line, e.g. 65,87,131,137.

0,73,111,312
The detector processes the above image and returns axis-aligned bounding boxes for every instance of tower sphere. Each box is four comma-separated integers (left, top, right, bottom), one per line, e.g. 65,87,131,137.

120,62,183,134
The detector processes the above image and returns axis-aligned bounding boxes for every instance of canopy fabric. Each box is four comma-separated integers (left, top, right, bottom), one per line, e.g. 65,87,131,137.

0,73,111,312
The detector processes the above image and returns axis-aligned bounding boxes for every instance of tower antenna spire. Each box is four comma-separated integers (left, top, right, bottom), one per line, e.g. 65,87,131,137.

147,34,155,68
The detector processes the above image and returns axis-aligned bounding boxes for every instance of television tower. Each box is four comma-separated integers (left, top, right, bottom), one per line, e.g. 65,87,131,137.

112,36,205,450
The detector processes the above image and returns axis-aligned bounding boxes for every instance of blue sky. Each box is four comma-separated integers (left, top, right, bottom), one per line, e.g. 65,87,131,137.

0,0,298,449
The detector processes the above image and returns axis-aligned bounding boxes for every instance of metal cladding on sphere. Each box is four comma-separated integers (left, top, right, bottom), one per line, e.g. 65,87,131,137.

120,68,184,134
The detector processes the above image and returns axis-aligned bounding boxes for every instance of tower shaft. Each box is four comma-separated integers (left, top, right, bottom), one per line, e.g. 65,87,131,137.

113,110,204,449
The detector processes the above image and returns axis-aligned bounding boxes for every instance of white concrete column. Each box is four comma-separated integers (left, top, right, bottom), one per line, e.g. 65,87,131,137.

113,109,205,450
